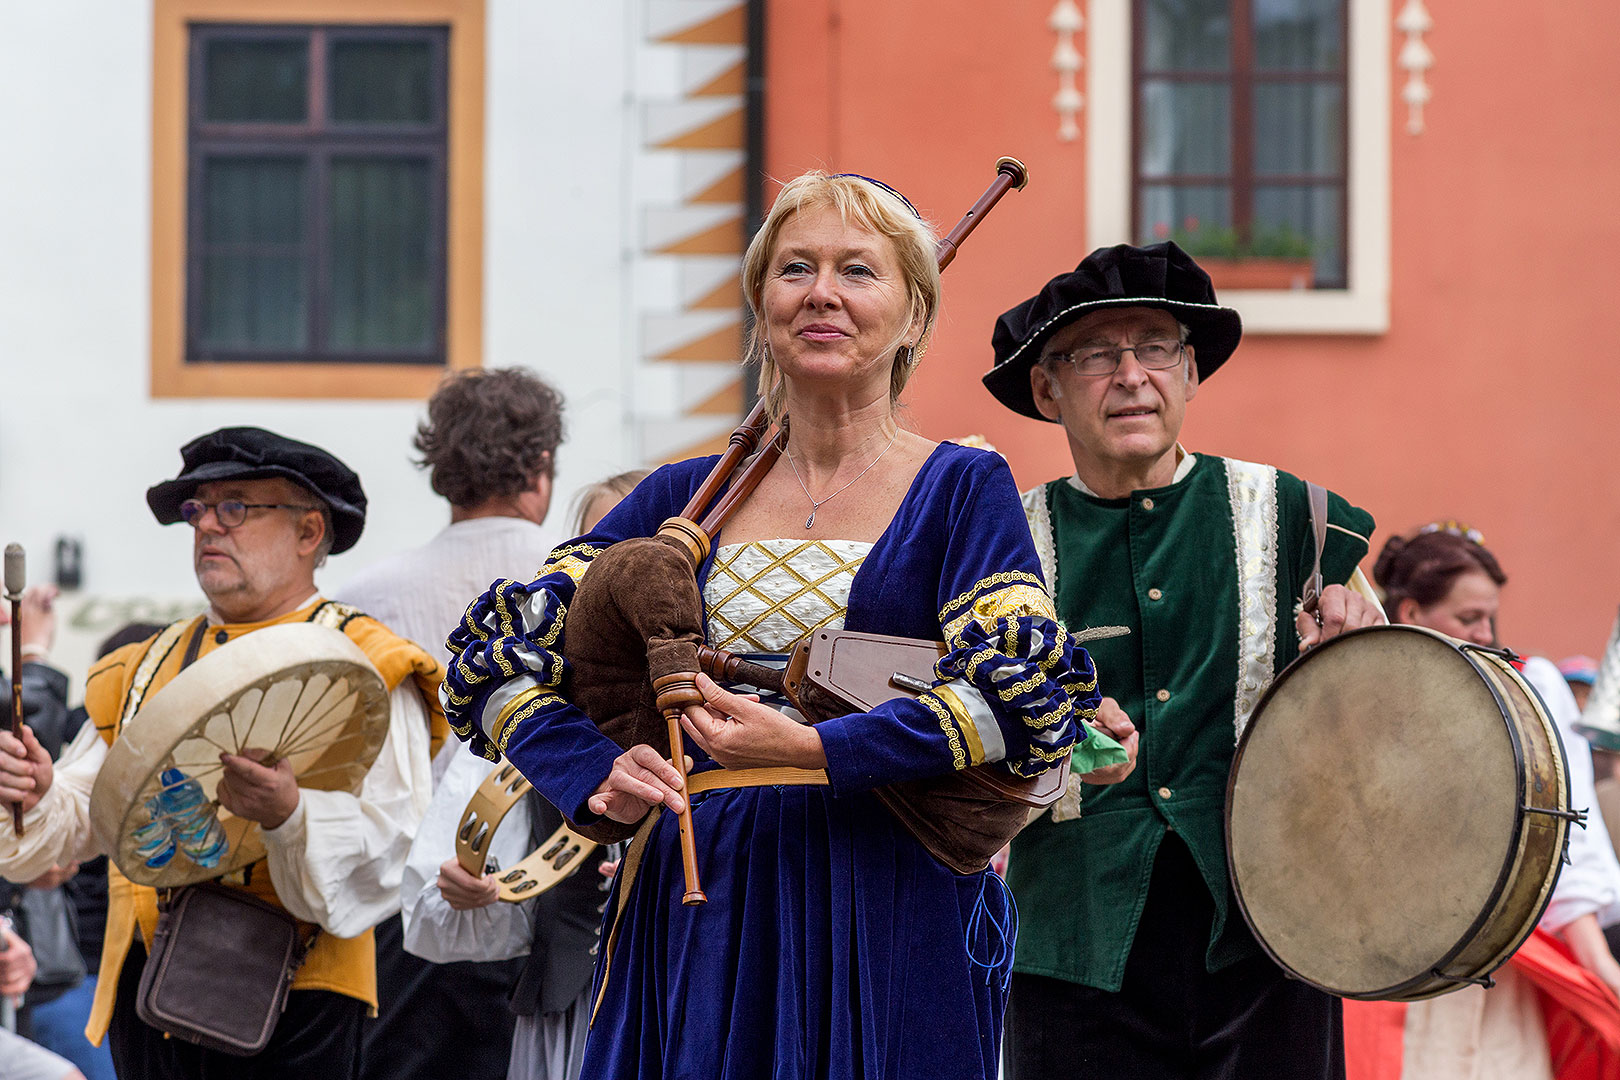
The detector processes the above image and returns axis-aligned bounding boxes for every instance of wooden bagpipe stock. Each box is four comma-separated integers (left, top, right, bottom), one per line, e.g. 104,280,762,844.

533,158,1035,906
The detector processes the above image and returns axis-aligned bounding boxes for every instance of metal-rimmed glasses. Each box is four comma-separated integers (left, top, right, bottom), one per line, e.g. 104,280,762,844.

1048,339,1185,377
178,499,319,529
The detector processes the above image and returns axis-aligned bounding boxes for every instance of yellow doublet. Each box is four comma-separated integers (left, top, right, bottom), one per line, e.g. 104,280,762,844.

83,599,447,1044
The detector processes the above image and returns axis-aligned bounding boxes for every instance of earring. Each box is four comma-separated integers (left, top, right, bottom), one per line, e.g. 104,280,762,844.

896,344,916,368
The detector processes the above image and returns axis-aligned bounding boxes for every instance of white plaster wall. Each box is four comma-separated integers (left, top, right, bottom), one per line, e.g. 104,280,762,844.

0,0,641,659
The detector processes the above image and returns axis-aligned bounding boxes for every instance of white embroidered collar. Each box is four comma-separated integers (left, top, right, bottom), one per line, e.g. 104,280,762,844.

1067,445,1196,498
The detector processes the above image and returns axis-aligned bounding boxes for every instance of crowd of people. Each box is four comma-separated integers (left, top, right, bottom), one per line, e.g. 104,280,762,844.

0,169,1616,1080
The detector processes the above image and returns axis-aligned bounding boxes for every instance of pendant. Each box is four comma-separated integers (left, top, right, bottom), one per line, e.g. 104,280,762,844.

805,510,816,529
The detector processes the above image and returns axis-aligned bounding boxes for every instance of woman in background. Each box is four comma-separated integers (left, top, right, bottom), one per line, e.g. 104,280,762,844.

1343,523,1620,1080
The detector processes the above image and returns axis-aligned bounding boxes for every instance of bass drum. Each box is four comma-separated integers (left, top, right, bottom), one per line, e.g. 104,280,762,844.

1226,624,1571,1001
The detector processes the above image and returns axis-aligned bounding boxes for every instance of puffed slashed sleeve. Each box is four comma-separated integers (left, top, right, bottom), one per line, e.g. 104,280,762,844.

440,464,699,822
0,721,106,881
816,453,1107,793
259,680,433,937
401,746,533,964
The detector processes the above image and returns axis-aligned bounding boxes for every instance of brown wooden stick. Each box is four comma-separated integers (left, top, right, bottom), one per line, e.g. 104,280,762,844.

935,157,1029,272
652,673,707,905
5,544,25,837
676,399,770,525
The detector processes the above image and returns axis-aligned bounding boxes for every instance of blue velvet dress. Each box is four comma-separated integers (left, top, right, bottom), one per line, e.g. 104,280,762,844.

443,442,1102,1080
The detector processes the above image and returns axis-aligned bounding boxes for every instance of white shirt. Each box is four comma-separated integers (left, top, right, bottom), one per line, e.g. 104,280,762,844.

1523,655,1620,931
0,596,434,939
400,746,534,964
335,516,560,668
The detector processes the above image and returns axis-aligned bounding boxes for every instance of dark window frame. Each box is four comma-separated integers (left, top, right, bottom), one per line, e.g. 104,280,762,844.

184,23,450,366
1130,0,1350,288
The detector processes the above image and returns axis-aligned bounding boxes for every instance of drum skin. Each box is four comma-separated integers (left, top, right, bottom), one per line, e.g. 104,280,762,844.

1226,625,1569,1001
90,623,390,889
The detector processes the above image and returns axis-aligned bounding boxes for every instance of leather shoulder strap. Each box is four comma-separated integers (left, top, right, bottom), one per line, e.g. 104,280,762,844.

1302,481,1328,616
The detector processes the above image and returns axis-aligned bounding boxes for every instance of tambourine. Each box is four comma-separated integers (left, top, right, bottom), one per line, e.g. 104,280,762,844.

89,623,391,888
455,759,598,902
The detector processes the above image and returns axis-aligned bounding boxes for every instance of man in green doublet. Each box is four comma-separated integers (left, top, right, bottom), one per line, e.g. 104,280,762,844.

984,242,1383,1080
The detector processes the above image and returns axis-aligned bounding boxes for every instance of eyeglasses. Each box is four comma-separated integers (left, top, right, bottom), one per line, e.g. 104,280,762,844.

178,499,319,529
1420,520,1485,545
1048,339,1185,377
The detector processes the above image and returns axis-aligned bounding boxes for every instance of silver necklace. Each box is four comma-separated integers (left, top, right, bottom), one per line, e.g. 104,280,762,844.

786,427,900,529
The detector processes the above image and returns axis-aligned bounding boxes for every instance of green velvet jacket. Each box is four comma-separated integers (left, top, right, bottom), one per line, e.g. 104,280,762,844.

1008,453,1375,991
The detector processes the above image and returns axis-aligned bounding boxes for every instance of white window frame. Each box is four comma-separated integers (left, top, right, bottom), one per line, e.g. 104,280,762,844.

1085,0,1390,333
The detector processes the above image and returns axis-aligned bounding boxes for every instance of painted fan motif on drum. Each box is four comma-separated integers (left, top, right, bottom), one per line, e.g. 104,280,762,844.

90,623,392,889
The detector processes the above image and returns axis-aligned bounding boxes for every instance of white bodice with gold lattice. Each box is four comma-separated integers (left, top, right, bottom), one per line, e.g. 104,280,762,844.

703,539,872,653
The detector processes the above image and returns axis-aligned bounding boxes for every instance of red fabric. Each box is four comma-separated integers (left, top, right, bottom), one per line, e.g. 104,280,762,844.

1514,927,1620,1080
1343,930,1620,1080
1343,1000,1408,1080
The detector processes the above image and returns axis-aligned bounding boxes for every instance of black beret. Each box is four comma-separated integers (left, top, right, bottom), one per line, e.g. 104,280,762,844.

145,427,367,554
983,241,1243,420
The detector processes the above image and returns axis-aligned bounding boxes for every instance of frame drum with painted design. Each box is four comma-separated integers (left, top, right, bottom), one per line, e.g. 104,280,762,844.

1226,624,1571,1001
90,623,391,889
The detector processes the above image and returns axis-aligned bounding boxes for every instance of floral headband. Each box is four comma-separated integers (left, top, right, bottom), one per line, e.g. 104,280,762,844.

1420,520,1486,545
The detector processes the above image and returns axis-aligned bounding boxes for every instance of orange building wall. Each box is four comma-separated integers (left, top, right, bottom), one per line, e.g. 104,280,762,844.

765,0,1620,659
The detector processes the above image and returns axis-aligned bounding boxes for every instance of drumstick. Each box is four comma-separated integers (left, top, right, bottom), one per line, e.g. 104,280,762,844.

5,545,25,836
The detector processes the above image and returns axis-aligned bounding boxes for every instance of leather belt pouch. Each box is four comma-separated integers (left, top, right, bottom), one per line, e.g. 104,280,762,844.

135,881,310,1056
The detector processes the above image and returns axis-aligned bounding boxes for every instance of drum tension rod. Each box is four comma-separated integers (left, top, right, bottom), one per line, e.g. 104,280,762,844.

1428,968,1496,990
1458,642,1522,663
1522,805,1589,826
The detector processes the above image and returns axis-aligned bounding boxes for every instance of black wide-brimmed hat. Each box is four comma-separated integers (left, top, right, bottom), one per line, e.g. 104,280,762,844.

984,241,1243,420
146,427,368,553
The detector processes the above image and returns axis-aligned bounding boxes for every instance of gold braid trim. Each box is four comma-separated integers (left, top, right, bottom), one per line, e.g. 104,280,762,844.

942,582,1056,645
920,693,967,771
1024,697,1075,730
932,685,985,765
540,542,604,584
492,688,564,753
939,570,1045,621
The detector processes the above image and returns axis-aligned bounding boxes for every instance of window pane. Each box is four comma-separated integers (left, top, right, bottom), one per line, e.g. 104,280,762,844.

1254,184,1344,287
199,158,308,349
1140,81,1230,177
328,159,434,351
1139,185,1231,249
1254,0,1343,72
1254,83,1343,176
330,40,435,124
1143,0,1231,72
204,39,308,123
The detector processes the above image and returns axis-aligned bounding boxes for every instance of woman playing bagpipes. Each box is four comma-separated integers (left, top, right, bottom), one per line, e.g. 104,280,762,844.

441,171,1128,1080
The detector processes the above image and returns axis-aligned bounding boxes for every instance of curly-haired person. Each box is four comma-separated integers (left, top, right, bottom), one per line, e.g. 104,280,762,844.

336,367,568,1080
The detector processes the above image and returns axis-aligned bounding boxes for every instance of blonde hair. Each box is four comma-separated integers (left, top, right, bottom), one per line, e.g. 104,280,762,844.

570,469,651,534
741,172,941,425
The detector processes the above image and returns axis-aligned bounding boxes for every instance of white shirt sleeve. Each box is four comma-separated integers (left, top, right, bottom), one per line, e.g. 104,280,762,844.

260,680,434,937
400,746,534,964
1524,656,1620,931
0,722,106,881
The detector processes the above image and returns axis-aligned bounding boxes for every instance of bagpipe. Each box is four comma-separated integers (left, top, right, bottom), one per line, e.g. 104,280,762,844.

457,159,1082,905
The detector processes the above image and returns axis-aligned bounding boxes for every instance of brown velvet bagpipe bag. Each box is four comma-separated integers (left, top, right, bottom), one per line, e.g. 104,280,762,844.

557,160,1069,886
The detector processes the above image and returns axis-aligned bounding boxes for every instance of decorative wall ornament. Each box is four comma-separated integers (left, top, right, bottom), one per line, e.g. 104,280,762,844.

1396,0,1433,134
1049,0,1084,141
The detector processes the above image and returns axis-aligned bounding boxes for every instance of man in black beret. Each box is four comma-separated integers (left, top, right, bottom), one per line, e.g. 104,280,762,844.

0,427,448,1080
986,244,1383,1079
